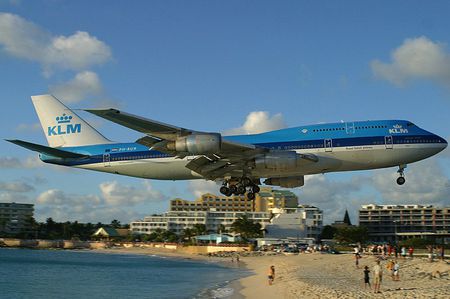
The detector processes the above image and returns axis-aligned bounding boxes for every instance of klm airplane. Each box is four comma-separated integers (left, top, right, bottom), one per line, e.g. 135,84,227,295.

8,95,448,199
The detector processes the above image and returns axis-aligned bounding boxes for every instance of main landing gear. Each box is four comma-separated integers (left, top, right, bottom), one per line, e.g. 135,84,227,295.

219,177,260,200
396,165,407,185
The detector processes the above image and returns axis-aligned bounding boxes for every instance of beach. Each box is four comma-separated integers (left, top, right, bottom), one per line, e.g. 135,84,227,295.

94,247,449,298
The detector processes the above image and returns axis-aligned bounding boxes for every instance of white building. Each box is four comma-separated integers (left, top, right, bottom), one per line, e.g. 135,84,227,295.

131,211,271,235
264,205,323,240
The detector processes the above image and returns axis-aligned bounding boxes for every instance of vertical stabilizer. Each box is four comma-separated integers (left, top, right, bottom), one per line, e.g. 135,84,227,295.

31,94,111,147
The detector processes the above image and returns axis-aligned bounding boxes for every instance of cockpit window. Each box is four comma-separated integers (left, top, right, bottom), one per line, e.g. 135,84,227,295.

406,122,415,127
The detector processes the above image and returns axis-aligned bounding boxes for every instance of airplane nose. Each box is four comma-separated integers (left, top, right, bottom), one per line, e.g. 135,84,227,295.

437,135,447,151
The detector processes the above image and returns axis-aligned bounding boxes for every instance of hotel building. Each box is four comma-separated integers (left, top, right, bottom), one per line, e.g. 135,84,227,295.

130,211,271,235
359,204,449,243
0,202,34,234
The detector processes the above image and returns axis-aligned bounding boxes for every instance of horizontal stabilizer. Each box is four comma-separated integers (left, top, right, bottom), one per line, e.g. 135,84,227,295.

5,139,89,159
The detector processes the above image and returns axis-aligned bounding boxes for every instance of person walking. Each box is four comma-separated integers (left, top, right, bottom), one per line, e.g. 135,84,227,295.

268,265,275,285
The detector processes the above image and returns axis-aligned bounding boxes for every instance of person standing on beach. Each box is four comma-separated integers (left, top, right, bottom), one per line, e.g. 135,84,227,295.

363,266,371,289
393,260,400,281
408,246,414,259
268,265,275,285
373,260,383,294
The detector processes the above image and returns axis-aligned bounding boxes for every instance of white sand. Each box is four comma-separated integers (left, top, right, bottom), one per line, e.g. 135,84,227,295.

235,253,450,299
92,247,449,298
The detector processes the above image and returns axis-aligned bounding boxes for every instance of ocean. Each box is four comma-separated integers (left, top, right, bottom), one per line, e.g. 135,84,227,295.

0,248,248,299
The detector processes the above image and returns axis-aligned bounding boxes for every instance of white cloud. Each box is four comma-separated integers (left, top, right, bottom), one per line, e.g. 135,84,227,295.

37,189,101,205
370,159,450,206
49,71,103,103
371,36,450,87
0,181,34,192
188,180,220,198
0,156,42,168
0,13,112,74
15,122,41,132
100,180,167,205
33,181,166,223
298,175,367,224
224,111,286,135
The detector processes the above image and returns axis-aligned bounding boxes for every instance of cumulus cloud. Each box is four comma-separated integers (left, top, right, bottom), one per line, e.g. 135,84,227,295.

224,111,286,135
371,36,450,87
298,175,369,224
0,156,42,168
49,71,103,103
370,159,450,206
0,180,34,192
15,122,41,132
34,180,165,223
0,13,112,74
188,180,220,198
100,180,167,205
298,158,450,224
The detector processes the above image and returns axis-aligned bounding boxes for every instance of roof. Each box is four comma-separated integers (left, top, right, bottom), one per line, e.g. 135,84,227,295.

93,227,129,237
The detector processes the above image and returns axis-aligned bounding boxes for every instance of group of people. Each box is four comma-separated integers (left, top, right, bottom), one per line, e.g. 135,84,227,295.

365,243,414,259
363,257,402,293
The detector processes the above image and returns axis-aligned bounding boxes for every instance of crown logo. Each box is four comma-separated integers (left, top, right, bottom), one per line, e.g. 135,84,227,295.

56,113,73,124
393,124,402,129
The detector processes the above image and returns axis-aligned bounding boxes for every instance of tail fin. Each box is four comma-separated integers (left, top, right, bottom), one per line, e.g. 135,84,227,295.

31,94,111,147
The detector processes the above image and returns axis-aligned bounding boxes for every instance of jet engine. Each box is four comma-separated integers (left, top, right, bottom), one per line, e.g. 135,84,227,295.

254,151,300,170
167,133,221,154
264,176,305,188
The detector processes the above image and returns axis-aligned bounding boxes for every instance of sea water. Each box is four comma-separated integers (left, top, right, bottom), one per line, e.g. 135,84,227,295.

0,248,248,299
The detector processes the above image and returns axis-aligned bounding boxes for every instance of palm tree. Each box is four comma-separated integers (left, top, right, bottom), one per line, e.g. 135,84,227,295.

181,228,195,243
192,224,207,236
231,214,263,240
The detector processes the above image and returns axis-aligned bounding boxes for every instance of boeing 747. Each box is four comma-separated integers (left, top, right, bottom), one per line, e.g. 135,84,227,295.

7,95,448,199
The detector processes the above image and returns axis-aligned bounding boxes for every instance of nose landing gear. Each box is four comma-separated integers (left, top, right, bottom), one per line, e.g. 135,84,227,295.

396,165,407,185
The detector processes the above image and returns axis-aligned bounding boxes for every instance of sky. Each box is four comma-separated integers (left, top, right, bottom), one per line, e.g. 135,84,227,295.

0,1,449,225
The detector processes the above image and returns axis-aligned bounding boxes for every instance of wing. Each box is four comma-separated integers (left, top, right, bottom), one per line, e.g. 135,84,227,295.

85,108,316,180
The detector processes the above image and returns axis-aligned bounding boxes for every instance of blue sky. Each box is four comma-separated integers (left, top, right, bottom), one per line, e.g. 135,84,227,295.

0,1,449,224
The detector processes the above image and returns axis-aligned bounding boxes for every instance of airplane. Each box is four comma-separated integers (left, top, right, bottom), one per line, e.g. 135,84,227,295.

7,95,448,200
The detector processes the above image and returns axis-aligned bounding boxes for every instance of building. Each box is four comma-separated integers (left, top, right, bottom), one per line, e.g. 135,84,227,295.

131,211,271,235
359,204,450,243
254,188,299,212
0,202,34,235
264,205,323,240
170,193,253,212
92,227,130,241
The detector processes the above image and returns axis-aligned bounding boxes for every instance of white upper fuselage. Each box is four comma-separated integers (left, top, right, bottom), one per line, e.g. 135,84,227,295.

40,119,448,180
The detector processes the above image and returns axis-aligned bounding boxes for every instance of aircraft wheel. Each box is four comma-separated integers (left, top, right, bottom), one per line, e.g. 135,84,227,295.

252,185,260,193
220,186,229,195
237,185,246,195
241,177,252,187
247,192,255,200
396,177,406,185
229,185,237,194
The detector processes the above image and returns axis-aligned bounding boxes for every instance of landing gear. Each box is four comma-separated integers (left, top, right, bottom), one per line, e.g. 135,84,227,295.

396,165,407,185
219,177,261,199
396,176,406,185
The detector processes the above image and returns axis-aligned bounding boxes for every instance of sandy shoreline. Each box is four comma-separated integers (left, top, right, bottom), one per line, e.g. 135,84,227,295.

92,247,449,298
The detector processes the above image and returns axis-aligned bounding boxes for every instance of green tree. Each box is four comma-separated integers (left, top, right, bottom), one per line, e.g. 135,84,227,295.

110,219,121,228
181,228,195,243
230,214,263,240
335,226,368,244
217,224,227,234
319,225,337,240
192,224,207,236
